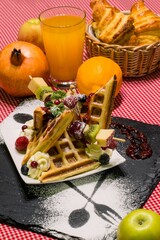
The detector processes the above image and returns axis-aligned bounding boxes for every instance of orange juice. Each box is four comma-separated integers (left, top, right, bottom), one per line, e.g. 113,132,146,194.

41,14,86,82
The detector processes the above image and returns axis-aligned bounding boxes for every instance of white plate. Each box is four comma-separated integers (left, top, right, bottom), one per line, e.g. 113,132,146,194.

0,99,126,184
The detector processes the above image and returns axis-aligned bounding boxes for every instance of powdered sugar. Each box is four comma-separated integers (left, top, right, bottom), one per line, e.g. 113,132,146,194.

30,173,139,240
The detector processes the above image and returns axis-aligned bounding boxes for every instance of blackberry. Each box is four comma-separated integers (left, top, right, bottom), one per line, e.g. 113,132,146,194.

21,164,29,176
78,94,87,103
99,153,110,165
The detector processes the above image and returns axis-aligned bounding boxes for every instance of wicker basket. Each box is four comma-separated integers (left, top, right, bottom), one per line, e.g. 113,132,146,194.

85,23,160,77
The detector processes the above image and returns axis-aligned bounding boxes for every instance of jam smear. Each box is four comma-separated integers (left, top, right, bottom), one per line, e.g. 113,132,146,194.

110,122,152,160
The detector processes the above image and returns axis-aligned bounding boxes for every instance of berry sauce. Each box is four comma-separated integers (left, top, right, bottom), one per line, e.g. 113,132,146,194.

110,122,152,160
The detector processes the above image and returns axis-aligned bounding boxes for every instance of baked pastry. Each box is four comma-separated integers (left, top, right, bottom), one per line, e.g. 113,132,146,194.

90,0,134,45
90,0,160,46
128,34,160,46
128,0,160,45
130,0,160,36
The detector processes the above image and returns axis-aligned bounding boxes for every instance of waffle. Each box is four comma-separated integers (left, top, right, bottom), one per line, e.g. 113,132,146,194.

86,75,117,129
39,130,100,183
22,76,117,182
33,106,46,130
22,110,74,165
39,77,117,182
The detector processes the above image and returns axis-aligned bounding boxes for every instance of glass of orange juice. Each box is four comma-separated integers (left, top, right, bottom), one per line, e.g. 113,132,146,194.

39,6,86,87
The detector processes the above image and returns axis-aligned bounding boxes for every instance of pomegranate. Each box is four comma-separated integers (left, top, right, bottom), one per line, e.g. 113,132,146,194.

0,41,50,97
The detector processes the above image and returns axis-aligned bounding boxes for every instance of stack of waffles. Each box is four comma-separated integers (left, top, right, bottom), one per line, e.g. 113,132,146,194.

22,76,117,183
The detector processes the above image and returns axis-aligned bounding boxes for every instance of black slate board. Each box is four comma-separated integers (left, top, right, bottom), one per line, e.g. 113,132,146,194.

0,117,160,240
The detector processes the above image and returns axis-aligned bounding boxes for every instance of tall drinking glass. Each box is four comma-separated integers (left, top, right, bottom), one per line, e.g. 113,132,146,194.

39,6,86,87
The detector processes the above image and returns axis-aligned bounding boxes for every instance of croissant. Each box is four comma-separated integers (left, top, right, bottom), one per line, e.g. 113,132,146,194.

90,0,134,45
130,0,160,35
128,34,160,46
128,0,160,45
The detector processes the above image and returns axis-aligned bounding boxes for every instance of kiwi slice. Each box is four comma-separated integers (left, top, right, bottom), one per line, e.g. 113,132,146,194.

35,86,53,100
83,124,100,143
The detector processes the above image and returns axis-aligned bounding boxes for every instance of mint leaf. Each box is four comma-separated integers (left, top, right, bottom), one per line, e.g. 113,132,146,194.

50,103,65,118
51,90,66,100
45,101,54,107
50,106,62,118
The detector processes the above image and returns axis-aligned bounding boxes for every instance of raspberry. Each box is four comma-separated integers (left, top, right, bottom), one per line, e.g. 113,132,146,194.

15,136,29,151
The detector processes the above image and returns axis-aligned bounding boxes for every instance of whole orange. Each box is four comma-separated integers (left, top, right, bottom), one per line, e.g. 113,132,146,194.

76,56,122,96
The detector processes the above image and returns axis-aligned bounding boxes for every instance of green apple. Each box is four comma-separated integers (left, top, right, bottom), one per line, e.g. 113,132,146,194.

117,209,160,240
18,18,44,51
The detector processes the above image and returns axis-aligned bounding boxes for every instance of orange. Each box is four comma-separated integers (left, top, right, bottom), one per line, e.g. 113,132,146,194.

76,56,122,96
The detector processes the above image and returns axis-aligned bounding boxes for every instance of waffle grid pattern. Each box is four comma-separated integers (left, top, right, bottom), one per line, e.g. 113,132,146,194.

40,131,99,182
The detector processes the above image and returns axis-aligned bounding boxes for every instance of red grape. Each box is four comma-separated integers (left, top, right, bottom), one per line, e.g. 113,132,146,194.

63,96,78,109
68,121,86,140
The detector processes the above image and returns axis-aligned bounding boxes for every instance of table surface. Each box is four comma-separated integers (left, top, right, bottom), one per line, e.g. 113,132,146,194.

0,0,160,239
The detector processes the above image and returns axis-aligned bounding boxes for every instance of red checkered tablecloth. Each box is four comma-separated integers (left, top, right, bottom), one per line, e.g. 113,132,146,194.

0,0,160,239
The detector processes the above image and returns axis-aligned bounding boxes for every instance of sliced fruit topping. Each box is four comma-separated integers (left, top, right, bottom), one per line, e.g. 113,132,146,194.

35,86,53,100
83,124,100,143
15,136,29,151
